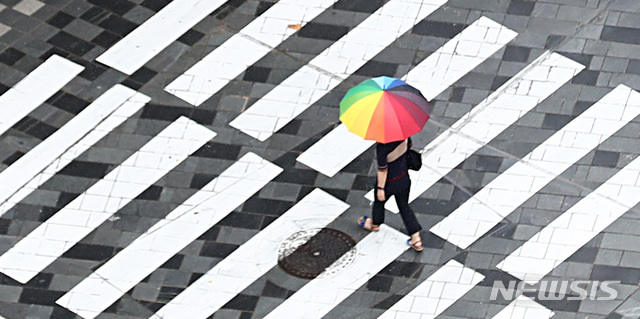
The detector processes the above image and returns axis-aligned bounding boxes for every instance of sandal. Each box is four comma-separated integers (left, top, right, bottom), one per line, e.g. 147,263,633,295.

357,216,379,232
407,239,424,252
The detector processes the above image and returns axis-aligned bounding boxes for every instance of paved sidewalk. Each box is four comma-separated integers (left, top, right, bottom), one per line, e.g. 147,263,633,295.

0,0,639,318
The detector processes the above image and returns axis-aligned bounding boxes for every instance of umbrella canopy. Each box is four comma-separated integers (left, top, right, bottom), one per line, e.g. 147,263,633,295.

339,76,430,143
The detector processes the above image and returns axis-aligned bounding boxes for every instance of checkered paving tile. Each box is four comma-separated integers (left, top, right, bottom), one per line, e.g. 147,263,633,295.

0,0,639,318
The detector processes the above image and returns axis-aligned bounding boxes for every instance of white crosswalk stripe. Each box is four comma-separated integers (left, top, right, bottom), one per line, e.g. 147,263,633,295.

378,260,485,319
149,188,347,319
0,116,215,284
492,295,554,319
165,0,339,106
297,16,517,177
431,84,640,249
229,0,447,141
96,0,230,75
365,52,585,212
0,85,150,217
406,16,518,101
497,95,640,283
0,55,83,137
57,152,282,319
263,224,408,319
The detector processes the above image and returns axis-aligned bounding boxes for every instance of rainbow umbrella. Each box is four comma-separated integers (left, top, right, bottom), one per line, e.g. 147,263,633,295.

339,76,430,143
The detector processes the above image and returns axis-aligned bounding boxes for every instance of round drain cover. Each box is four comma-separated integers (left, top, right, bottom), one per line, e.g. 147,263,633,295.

278,228,357,279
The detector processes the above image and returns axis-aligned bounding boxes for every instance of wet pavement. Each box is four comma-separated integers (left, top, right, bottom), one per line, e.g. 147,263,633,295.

0,0,640,318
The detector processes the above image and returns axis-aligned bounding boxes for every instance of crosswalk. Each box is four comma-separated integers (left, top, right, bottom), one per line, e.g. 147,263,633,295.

228,0,447,141
96,0,231,75
149,189,347,319
492,295,554,319
431,84,640,249
0,116,215,284
0,0,638,318
0,55,83,137
365,51,585,212
0,85,150,217
264,225,408,319
165,0,339,106
497,112,640,283
57,152,282,319
379,260,485,319
298,16,517,177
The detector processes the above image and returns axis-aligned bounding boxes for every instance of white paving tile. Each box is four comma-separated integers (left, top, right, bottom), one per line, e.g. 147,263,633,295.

492,295,554,319
146,189,346,319
430,85,640,250
263,224,408,319
96,0,229,75
13,0,44,15
166,0,338,106
0,85,150,217
0,55,83,137
365,52,585,212
498,127,640,283
0,117,215,284
57,153,283,319
378,260,484,319
0,23,9,37
230,0,447,141
297,16,517,177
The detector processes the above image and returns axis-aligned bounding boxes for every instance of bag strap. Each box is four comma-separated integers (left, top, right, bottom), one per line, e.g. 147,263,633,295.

386,140,408,163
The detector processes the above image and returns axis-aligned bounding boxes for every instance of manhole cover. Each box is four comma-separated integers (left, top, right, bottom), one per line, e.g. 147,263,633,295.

278,228,357,279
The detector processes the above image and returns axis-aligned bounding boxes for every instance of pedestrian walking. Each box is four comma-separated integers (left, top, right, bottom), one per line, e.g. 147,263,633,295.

358,137,423,251
339,76,430,252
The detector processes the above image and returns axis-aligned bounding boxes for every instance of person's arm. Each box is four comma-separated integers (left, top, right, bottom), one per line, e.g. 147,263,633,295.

376,170,387,201
376,143,388,201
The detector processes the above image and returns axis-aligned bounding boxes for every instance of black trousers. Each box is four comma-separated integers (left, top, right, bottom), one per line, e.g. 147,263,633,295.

372,182,422,235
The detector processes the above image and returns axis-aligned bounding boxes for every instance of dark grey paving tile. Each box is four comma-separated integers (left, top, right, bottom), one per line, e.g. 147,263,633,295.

601,25,640,45
87,0,135,16
507,0,535,16
297,22,349,41
333,0,383,13
46,10,74,28
412,20,466,38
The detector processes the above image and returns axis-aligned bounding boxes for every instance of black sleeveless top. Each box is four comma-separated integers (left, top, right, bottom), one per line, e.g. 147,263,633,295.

376,137,412,194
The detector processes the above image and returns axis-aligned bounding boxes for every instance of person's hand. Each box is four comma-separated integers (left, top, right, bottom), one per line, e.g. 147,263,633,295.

377,189,386,201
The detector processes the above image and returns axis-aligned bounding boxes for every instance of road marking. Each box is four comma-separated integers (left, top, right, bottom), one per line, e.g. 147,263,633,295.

365,52,585,212
165,0,339,106
0,85,150,216
378,260,484,319
431,85,640,249
57,153,282,319
263,224,408,319
0,55,83,137
492,295,554,319
298,124,374,177
0,116,215,284
96,0,230,75
229,0,447,141
497,104,640,283
147,189,347,319
298,17,517,177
